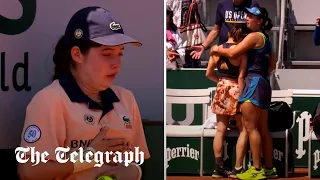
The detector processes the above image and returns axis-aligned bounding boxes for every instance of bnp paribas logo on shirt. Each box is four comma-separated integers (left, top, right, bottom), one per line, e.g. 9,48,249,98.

225,10,247,23
0,0,36,35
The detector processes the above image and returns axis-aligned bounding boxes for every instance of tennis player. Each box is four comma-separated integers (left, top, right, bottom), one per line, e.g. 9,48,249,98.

206,25,248,178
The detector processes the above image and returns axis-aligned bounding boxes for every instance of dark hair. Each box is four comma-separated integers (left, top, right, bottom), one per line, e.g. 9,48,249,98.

229,25,243,43
52,36,101,80
258,7,273,31
166,9,177,31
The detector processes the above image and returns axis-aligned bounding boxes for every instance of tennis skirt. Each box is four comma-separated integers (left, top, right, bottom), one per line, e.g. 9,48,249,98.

211,77,240,116
238,74,271,109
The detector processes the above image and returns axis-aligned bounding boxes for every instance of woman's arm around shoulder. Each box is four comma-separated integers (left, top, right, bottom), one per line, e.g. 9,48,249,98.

211,32,263,58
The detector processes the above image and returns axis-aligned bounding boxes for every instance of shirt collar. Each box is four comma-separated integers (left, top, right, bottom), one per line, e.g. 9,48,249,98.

58,75,120,113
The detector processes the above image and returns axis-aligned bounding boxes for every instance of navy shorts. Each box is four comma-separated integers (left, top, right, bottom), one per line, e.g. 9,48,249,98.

238,75,271,109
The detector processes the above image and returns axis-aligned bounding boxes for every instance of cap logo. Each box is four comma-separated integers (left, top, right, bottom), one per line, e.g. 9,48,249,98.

110,22,121,31
74,29,83,39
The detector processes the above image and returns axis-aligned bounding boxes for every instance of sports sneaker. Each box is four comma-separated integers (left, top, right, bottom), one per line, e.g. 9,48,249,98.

263,167,278,179
211,166,230,178
236,166,266,180
229,167,245,179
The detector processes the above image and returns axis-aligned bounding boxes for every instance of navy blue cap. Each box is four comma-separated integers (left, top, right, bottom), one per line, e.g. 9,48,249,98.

65,6,142,47
245,7,262,16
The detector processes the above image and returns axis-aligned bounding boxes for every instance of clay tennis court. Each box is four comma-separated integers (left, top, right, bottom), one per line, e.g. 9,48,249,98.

167,168,313,180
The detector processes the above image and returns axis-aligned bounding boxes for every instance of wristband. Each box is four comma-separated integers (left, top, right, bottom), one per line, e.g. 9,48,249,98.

201,44,206,49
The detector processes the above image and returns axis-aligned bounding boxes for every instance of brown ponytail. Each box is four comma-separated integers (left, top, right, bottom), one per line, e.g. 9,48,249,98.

229,25,244,44
259,7,273,31
263,17,273,31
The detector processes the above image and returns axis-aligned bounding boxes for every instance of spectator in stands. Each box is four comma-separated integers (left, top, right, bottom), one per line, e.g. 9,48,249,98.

190,0,259,59
211,6,277,179
166,9,185,69
206,25,248,178
166,0,202,27
313,17,320,46
17,7,149,180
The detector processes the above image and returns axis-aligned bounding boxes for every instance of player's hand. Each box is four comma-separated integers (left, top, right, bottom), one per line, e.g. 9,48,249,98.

89,126,128,153
190,45,204,59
